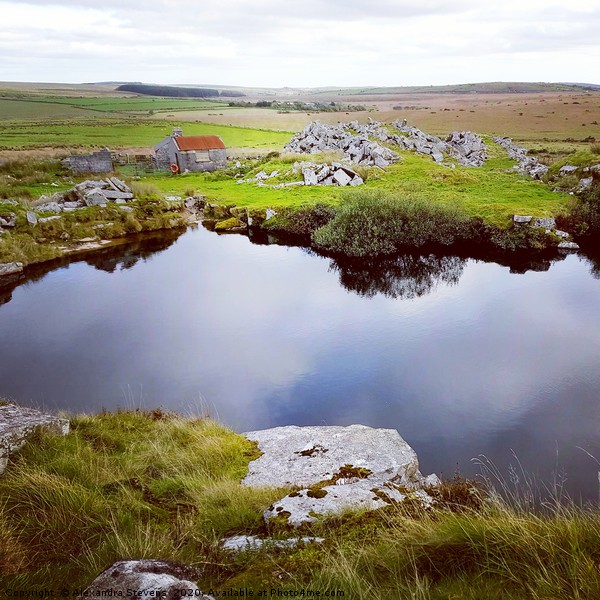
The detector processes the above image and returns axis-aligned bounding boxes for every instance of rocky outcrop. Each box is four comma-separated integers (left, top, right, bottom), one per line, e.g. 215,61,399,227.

284,121,398,167
445,131,488,167
33,177,135,215
85,560,210,598
243,425,439,527
0,403,69,474
492,137,549,179
513,214,579,249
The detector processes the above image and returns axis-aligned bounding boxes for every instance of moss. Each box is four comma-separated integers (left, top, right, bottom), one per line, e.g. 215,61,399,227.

214,217,245,231
307,488,328,499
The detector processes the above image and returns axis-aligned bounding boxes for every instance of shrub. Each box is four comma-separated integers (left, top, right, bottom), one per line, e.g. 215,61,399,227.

569,180,600,239
311,190,470,256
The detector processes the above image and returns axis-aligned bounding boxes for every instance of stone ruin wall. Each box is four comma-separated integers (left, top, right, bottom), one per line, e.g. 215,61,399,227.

63,149,113,175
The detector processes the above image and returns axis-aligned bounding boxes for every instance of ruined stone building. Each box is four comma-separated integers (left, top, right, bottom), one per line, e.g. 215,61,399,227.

62,149,113,174
153,128,227,173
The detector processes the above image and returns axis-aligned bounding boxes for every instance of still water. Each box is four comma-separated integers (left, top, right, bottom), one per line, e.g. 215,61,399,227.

1,226,599,499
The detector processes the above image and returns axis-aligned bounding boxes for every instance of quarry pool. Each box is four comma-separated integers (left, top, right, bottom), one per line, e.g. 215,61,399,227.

1,226,600,499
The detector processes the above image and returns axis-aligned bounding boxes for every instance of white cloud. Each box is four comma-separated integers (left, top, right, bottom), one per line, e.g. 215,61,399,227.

0,0,598,85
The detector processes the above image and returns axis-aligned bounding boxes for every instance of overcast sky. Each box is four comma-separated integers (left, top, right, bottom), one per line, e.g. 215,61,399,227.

1,0,599,88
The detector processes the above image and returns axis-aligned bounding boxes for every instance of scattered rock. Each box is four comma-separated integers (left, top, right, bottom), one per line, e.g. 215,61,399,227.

38,216,62,224
84,560,209,598
243,425,439,527
26,211,38,226
221,535,324,553
265,208,277,220
445,131,488,167
0,403,69,475
84,190,109,207
559,165,578,176
332,169,352,186
492,137,549,180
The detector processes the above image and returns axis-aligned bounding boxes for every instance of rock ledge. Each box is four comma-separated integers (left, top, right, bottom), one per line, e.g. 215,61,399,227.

243,424,439,526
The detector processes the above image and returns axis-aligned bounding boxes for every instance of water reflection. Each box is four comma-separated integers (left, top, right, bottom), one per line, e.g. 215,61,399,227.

330,254,466,299
0,230,181,306
1,227,600,499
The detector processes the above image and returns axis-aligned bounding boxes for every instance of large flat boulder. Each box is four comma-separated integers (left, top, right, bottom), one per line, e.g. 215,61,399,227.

243,425,439,526
0,404,69,474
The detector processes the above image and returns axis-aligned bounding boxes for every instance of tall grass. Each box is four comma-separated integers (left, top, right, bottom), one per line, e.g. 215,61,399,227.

0,411,285,588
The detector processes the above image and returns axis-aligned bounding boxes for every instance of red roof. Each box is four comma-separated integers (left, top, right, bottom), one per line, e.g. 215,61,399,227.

175,135,225,151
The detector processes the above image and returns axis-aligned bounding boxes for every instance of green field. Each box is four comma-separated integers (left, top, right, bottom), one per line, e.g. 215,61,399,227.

0,119,292,150
0,95,231,118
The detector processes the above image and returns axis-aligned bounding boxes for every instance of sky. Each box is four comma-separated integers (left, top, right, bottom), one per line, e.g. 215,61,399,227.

1,0,599,88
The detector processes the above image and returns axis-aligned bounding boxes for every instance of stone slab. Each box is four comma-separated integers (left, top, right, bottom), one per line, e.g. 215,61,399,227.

85,560,209,597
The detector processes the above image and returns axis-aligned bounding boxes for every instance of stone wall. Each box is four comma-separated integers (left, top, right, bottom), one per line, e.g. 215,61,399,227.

63,149,113,175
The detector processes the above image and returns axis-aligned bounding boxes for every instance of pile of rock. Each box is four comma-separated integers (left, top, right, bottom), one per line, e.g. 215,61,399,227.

492,137,548,180
33,177,135,215
284,121,398,167
297,162,364,187
238,162,365,188
243,424,439,527
445,131,488,167
391,121,488,167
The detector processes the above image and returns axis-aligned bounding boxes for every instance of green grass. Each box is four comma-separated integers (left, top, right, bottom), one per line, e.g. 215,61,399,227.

141,140,570,228
0,120,292,150
0,410,286,588
3,408,600,598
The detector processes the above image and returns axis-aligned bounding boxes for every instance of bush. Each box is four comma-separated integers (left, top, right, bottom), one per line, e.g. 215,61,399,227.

569,180,600,239
311,190,470,257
